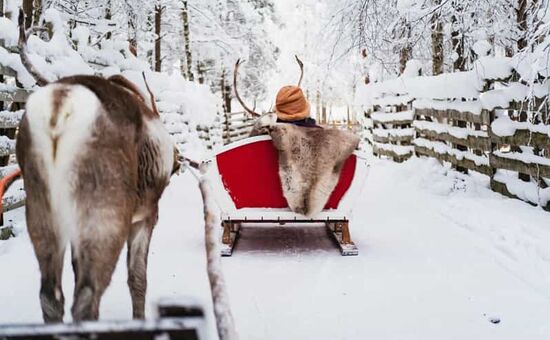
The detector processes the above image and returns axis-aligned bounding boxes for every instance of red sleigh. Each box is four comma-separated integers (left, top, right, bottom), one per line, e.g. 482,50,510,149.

207,135,369,256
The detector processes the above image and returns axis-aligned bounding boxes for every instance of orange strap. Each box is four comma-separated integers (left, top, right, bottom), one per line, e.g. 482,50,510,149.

0,168,22,214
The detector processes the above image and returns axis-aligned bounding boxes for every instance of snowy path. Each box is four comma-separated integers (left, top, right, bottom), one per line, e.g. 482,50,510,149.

1,158,550,339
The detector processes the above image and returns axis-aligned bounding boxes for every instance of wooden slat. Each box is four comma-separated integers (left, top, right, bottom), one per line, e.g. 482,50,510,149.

416,128,491,151
415,145,493,176
415,108,491,125
373,145,412,163
372,118,413,126
0,110,24,129
490,154,550,178
0,65,17,77
489,179,550,211
490,130,550,149
3,196,25,212
372,134,413,144
0,139,16,157
0,88,31,103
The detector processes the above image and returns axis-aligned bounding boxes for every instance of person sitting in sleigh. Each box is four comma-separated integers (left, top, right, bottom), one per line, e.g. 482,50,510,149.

273,85,320,128
234,57,359,217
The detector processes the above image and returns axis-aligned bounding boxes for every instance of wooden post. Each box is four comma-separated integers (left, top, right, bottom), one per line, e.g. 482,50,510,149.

222,221,232,245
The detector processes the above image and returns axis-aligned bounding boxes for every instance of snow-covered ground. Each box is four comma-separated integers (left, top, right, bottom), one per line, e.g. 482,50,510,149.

1,156,550,339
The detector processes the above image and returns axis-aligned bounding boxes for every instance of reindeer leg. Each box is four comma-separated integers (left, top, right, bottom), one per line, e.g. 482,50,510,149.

71,216,129,321
126,214,155,319
35,242,66,323
25,180,66,323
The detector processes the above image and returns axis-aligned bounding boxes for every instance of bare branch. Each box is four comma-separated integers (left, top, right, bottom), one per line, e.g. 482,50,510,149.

18,8,49,87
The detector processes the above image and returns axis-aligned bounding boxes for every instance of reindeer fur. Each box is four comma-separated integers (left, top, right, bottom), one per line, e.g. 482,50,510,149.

16,75,176,322
267,121,359,217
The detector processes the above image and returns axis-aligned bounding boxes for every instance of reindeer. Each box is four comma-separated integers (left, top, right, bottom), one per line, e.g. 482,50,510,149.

15,11,179,322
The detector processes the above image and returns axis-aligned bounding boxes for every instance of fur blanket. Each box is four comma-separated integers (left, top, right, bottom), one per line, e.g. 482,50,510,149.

266,121,360,217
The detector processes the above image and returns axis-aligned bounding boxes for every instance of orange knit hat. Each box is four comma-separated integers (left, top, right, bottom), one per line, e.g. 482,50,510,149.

275,86,310,121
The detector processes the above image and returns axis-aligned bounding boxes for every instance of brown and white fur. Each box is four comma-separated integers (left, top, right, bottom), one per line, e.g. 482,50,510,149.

269,123,359,216
16,73,178,322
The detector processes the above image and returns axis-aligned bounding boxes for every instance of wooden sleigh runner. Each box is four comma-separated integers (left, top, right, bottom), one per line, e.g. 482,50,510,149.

206,135,369,256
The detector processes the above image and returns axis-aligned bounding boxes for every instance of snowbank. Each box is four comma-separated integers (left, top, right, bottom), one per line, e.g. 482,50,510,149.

0,9,222,159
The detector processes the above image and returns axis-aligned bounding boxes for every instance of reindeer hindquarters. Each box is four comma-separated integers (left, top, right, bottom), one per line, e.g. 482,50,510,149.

127,212,156,319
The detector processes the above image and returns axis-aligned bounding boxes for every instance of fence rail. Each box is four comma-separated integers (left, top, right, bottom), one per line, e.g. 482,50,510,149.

222,111,255,144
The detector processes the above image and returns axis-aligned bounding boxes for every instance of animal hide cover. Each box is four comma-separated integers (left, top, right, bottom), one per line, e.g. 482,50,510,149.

269,124,360,217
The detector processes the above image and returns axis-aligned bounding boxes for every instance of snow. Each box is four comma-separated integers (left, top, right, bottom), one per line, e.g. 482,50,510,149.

2,158,550,339
0,10,222,159
491,113,550,137
414,137,489,166
356,56,515,112
413,120,488,139
371,110,414,123
493,150,550,167
473,40,492,57
493,170,550,206
372,127,415,138
374,142,414,156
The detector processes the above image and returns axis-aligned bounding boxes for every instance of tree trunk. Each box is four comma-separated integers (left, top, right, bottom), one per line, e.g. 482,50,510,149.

105,1,112,40
431,0,444,75
127,4,137,56
399,22,411,74
516,0,528,51
0,0,4,17
182,0,194,81
154,4,162,72
23,0,33,29
451,22,465,70
220,71,231,113
32,0,41,26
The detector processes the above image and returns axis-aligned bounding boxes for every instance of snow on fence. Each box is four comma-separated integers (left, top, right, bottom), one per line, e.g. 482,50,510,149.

0,52,27,239
358,57,550,211
222,111,255,145
371,99,415,163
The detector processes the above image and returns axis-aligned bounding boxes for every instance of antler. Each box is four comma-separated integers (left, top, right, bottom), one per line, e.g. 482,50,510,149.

18,8,49,86
142,72,159,116
295,55,304,87
233,59,260,117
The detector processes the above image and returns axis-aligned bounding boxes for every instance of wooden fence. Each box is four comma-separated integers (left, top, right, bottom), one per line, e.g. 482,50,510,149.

365,72,550,211
0,57,29,239
222,111,255,145
371,102,415,163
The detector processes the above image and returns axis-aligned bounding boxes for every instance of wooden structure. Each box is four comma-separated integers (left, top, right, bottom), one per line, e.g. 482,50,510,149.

207,136,369,256
221,111,255,144
0,299,206,339
0,40,29,240
362,69,550,211
371,101,415,163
